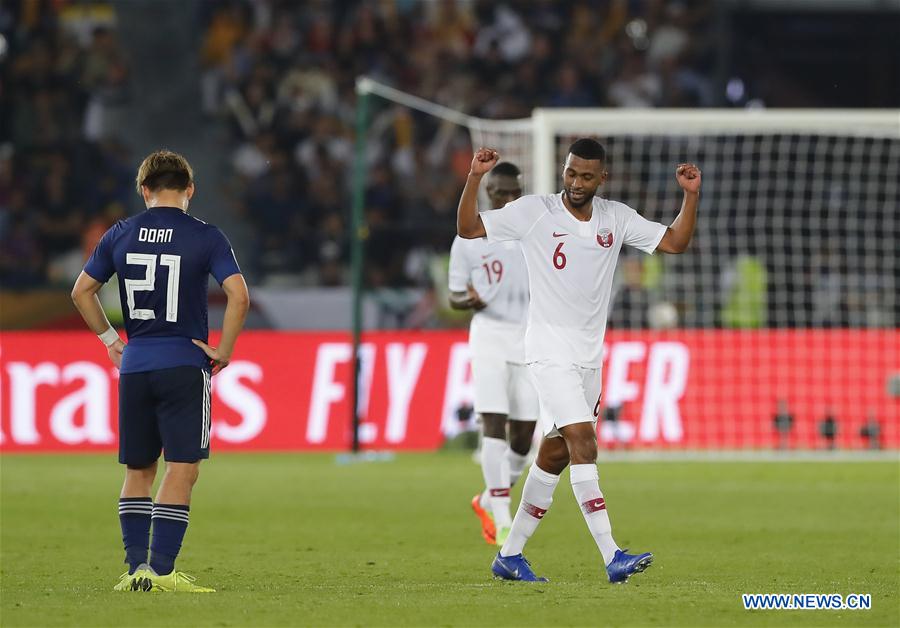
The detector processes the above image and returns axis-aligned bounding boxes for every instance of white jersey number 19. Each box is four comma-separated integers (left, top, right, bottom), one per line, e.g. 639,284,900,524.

482,259,503,284
124,252,181,322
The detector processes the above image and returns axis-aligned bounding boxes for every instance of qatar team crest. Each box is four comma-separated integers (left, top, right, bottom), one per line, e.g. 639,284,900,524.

597,229,614,248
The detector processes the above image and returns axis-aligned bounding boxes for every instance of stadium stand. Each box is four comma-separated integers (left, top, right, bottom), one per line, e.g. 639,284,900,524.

2,0,897,323
1,2,132,289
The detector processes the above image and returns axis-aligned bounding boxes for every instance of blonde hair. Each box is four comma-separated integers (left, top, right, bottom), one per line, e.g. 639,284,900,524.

135,150,194,196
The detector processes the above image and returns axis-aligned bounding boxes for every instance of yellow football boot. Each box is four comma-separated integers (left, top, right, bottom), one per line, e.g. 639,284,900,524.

149,570,215,593
113,564,155,592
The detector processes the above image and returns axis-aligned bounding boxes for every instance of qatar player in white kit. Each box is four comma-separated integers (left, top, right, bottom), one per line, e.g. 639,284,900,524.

447,163,538,548
457,139,701,583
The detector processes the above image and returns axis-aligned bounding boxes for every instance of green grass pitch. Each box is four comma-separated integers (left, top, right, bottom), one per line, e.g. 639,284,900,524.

1,453,897,627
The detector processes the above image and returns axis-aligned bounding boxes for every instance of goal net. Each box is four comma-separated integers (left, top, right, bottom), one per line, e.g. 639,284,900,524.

526,110,899,451
360,78,900,450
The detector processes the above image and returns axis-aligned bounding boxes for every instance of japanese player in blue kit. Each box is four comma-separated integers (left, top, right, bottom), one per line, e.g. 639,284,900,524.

71,150,250,592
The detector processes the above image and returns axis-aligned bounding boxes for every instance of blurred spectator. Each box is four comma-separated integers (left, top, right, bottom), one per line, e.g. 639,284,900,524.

81,26,130,141
819,412,839,450
472,2,531,64
225,78,276,140
0,193,44,289
607,49,661,108
773,399,795,450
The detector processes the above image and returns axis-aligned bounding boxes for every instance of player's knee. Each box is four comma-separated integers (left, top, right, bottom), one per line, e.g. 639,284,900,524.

537,454,568,476
554,443,572,466
560,424,598,464
568,438,598,464
536,436,570,474
510,436,531,456
184,465,200,486
508,423,534,455
481,413,507,440
165,462,200,486
127,461,157,479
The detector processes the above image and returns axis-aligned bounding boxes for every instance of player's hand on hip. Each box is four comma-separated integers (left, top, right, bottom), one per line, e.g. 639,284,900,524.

470,148,499,176
467,285,487,311
192,339,230,375
676,163,702,193
107,338,125,369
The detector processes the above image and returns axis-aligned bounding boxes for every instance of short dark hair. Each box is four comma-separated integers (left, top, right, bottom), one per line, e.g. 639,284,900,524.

568,138,606,162
490,162,521,177
136,150,194,195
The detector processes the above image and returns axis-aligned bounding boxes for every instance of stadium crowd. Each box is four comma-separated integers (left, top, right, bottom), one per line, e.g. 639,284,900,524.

197,0,716,286
3,1,893,331
1,1,132,289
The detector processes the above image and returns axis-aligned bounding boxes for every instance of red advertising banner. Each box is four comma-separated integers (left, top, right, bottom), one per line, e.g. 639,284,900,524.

1,330,897,452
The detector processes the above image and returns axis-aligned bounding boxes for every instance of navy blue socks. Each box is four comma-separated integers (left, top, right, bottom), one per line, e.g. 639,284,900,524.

149,503,190,576
118,497,152,574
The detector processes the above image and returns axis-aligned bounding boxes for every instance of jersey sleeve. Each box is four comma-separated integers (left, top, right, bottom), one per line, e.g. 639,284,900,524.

480,196,544,243
208,227,242,284
621,203,667,255
83,225,117,282
447,237,470,292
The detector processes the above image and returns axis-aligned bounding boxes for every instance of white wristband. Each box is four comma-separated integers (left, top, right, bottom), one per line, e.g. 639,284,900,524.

98,327,120,347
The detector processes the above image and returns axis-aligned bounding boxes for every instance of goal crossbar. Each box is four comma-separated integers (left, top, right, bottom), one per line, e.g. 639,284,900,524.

532,108,899,194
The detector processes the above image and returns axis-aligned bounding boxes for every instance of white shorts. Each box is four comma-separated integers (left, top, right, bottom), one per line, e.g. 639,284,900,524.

528,361,602,437
471,354,539,420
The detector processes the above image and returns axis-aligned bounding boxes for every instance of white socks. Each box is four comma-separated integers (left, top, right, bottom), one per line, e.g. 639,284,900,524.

479,438,531,531
494,462,621,565
480,437,512,528
506,449,528,487
499,465,560,557
570,463,620,565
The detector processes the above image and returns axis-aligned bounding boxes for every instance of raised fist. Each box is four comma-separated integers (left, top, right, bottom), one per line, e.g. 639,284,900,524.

470,148,499,176
676,163,702,194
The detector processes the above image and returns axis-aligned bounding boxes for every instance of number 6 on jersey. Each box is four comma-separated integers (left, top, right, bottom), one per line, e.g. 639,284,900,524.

553,242,567,269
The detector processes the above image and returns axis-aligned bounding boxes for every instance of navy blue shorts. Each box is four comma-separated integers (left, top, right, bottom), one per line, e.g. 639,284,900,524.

118,366,211,466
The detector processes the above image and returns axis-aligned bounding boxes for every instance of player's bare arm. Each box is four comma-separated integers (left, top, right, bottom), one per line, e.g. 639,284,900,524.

192,273,250,375
71,271,125,368
657,163,701,254
457,148,499,239
448,285,487,311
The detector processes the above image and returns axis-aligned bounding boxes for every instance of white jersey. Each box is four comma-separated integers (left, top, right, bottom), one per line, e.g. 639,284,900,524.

448,235,530,364
480,192,666,369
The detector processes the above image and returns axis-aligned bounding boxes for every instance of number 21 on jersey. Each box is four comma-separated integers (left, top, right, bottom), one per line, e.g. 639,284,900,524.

124,253,181,322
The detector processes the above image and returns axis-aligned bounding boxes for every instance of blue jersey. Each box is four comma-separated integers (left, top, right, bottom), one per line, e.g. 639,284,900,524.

84,206,241,374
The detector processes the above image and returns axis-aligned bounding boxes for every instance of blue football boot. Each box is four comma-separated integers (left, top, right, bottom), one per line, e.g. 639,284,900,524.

606,549,653,583
491,553,548,582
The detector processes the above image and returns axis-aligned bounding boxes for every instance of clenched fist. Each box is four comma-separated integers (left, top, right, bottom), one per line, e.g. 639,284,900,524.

676,163,702,194
470,148,499,176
